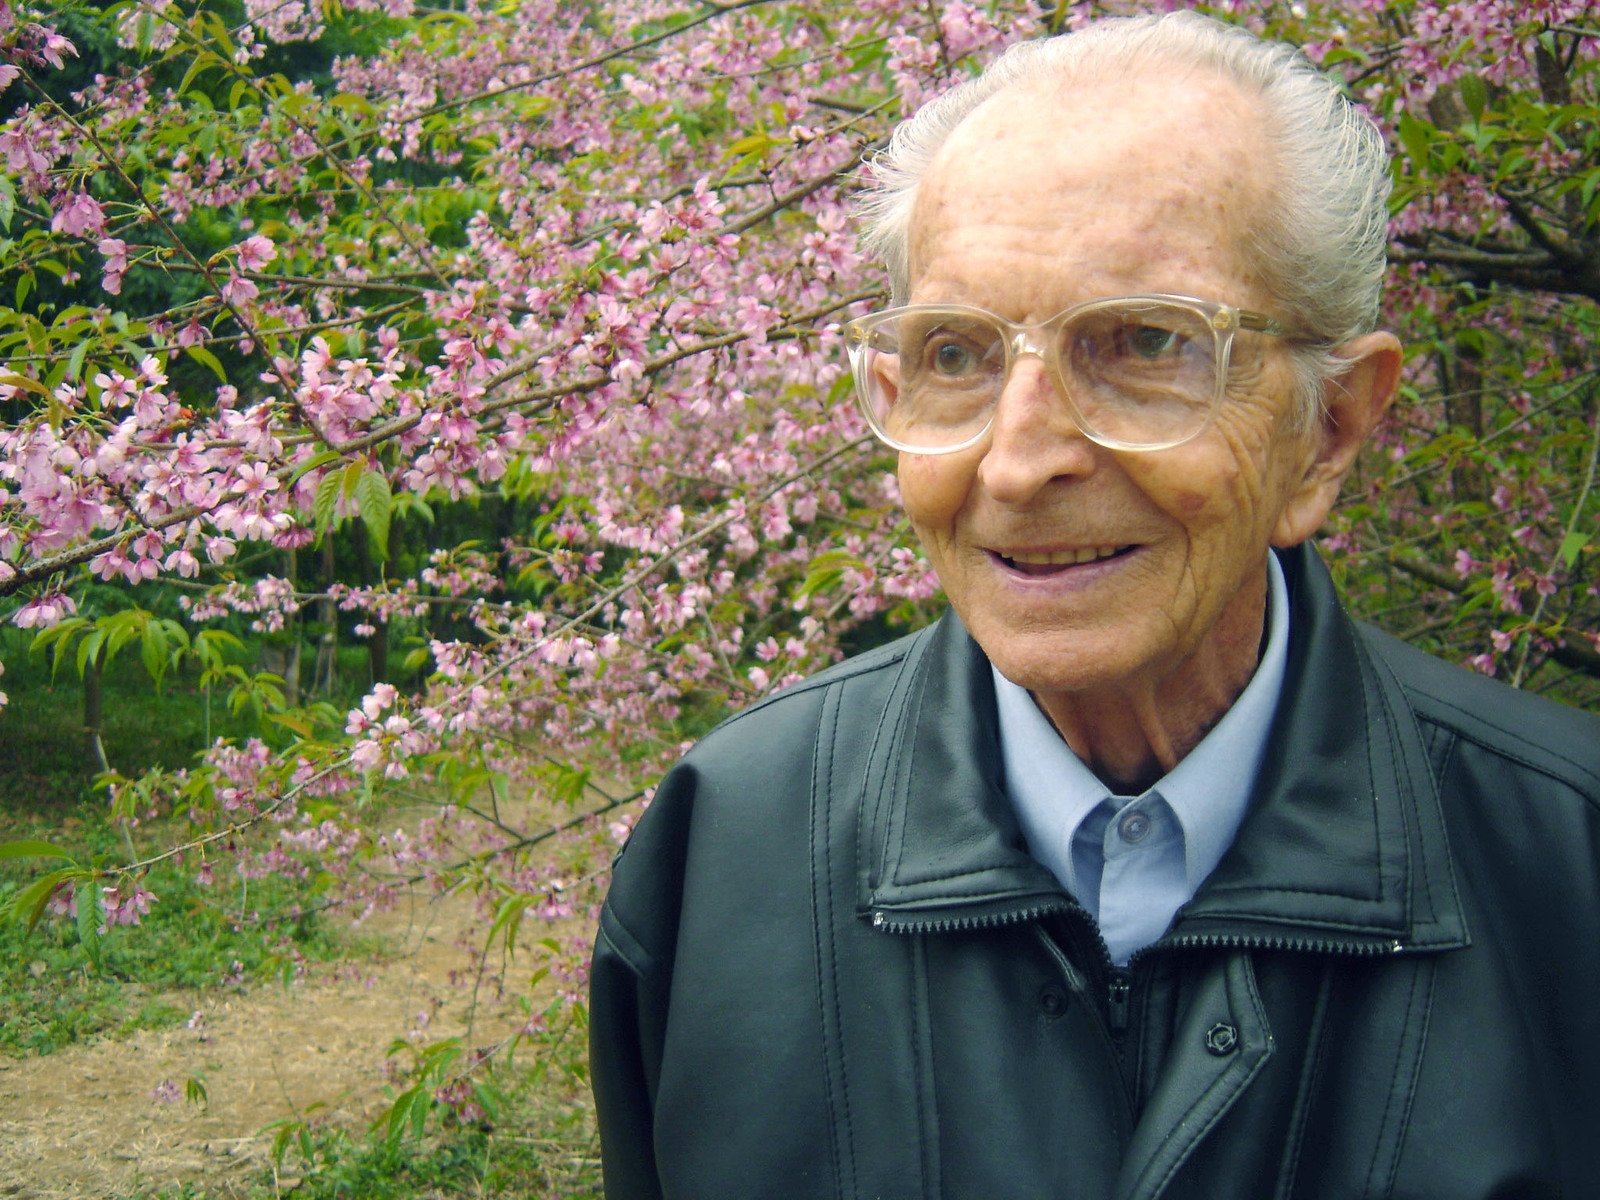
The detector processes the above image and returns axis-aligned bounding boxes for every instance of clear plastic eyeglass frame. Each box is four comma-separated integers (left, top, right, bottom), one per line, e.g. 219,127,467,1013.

842,293,1294,455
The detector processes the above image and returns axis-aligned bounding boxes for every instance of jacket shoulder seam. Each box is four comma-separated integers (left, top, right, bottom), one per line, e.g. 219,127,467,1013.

691,632,925,745
597,899,655,979
1359,626,1600,799
1405,697,1600,806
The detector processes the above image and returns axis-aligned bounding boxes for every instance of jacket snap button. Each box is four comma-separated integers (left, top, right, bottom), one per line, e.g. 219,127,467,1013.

1039,985,1068,1019
1205,1022,1238,1055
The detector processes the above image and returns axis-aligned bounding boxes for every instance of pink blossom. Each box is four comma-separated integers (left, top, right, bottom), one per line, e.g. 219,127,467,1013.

234,233,276,271
101,882,157,929
39,31,78,69
91,543,160,585
45,882,75,918
221,273,259,306
232,462,279,503
92,236,129,294
50,192,106,237
94,371,139,409
12,593,78,629
164,547,200,578
0,124,52,176
361,682,399,720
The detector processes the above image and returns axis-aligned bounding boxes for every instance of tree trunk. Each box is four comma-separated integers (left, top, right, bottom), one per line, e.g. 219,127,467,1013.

282,547,301,707
353,518,388,686
313,534,339,694
1443,331,1488,505
83,645,110,777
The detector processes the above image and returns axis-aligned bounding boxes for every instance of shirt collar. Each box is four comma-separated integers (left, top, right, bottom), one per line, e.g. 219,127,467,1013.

992,553,1291,896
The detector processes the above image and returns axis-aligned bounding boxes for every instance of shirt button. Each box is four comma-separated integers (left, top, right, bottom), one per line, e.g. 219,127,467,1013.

1205,1022,1239,1055
1118,810,1151,843
1038,984,1069,1019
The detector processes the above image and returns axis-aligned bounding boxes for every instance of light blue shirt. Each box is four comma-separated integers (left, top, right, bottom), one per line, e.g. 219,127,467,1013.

992,554,1290,966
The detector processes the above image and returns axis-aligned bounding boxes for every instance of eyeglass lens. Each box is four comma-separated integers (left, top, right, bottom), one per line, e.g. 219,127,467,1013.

855,300,1222,451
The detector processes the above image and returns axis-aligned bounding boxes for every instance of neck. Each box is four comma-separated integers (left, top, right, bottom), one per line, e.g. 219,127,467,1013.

1031,580,1268,794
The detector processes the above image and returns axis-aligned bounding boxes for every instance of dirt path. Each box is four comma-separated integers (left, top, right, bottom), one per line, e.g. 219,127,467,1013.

0,879,588,1199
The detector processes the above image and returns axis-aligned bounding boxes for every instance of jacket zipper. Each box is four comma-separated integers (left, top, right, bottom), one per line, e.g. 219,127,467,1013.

877,907,1408,1055
1106,973,1131,1040
869,897,1071,935
1151,931,1407,957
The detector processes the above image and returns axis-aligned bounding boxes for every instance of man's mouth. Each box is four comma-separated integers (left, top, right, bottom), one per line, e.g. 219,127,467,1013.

994,545,1134,576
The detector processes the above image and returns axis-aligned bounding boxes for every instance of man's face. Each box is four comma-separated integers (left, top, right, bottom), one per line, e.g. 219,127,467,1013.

898,70,1327,708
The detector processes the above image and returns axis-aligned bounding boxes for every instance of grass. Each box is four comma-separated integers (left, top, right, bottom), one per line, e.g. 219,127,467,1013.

122,1124,603,1199
2,627,606,1197
114,1025,605,1200
0,628,373,1056
0,626,371,813
0,803,352,1057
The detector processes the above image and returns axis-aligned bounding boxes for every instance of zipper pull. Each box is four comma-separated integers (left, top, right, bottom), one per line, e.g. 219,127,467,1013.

1107,974,1131,1040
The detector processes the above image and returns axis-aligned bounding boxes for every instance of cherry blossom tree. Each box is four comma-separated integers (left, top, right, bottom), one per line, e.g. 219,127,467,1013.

1,0,1595,1136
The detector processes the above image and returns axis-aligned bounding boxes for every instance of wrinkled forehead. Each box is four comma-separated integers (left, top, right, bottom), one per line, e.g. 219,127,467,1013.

908,70,1277,298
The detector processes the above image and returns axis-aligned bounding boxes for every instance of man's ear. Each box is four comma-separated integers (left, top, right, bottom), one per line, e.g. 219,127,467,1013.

1271,331,1403,548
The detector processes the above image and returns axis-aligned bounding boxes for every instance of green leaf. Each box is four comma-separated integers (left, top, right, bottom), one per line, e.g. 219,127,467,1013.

1559,531,1590,568
1396,112,1435,175
66,335,91,385
104,609,145,658
141,620,170,690
797,548,861,600
177,48,222,96
355,469,393,563
384,1087,421,1148
266,712,314,738
32,617,89,679
339,459,365,501
0,371,50,397
75,879,103,969
0,840,73,861
488,893,527,957
288,449,344,486
312,470,342,536
0,175,14,232
184,344,228,383
76,628,108,679
394,493,433,524
473,1082,504,1121
724,131,779,159
1457,73,1488,123
3,867,83,932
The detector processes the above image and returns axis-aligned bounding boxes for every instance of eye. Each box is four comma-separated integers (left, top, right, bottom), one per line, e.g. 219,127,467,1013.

1122,324,1184,360
930,339,979,377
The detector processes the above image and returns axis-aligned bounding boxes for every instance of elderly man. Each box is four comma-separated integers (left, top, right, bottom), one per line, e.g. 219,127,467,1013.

590,12,1600,1199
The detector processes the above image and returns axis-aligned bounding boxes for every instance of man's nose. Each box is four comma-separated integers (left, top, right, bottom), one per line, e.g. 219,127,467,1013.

976,353,1099,503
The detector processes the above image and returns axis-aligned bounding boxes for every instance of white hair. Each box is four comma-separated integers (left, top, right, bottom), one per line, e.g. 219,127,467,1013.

856,11,1391,425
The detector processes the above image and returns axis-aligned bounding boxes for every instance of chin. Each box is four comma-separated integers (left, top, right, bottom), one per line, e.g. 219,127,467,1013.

981,634,1153,700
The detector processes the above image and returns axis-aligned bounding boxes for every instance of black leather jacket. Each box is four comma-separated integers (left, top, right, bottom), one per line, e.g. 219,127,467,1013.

591,545,1600,1199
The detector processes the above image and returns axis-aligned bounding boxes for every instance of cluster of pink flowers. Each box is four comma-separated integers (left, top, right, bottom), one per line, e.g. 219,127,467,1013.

0,1,1593,1123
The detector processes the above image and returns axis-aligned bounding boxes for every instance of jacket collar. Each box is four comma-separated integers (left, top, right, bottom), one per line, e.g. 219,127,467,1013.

859,544,1468,954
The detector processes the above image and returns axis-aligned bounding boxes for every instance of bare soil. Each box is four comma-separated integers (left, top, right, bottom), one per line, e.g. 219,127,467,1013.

0,879,588,1199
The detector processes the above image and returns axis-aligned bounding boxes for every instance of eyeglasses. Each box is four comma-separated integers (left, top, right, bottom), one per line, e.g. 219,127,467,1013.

843,294,1294,454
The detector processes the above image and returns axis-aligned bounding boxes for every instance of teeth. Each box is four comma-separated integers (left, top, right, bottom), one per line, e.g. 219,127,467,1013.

1007,546,1124,566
